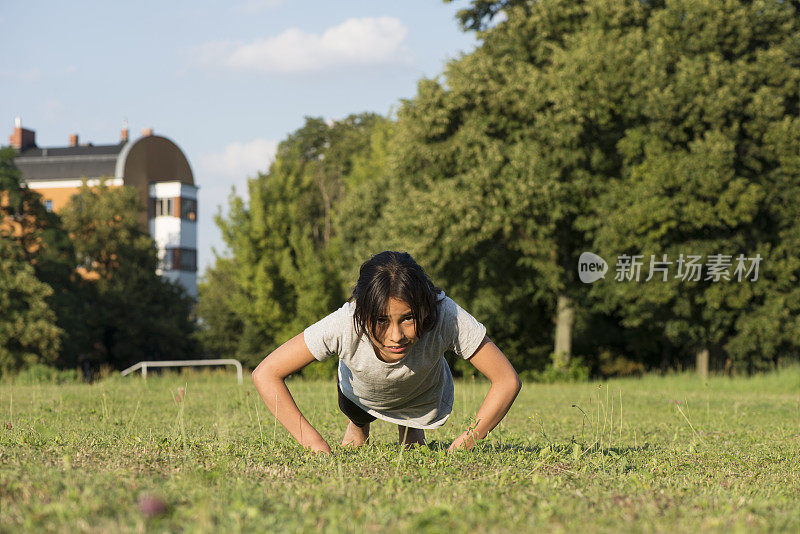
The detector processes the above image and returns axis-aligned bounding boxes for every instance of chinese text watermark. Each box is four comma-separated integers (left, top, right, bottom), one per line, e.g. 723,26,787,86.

578,252,762,284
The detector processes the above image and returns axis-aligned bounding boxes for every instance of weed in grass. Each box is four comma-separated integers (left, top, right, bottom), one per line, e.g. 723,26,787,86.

252,393,265,454
272,393,278,451
172,383,189,458
530,411,554,450
675,401,706,446
126,395,142,436
619,389,623,444
394,428,406,479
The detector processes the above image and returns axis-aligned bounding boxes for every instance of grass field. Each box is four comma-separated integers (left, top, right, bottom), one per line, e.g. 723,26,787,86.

1,367,798,533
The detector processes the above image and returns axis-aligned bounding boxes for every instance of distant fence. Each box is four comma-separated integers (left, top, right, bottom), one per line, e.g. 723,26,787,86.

120,359,243,385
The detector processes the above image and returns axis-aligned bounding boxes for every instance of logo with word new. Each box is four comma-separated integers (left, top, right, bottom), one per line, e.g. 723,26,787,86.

578,252,762,284
578,252,608,283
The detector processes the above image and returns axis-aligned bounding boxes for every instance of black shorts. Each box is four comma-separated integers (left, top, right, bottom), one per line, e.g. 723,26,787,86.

337,380,376,428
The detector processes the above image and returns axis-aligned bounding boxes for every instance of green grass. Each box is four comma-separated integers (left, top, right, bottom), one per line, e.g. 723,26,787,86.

1,367,798,533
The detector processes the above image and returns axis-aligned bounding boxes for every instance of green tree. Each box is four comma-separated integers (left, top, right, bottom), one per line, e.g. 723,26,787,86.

195,257,245,359
0,146,85,371
376,0,653,371
204,114,385,368
61,181,197,369
0,236,62,374
446,0,526,32
330,117,397,291
590,0,800,375
385,0,800,375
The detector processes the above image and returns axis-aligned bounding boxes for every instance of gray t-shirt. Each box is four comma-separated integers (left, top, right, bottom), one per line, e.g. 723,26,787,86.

303,293,486,429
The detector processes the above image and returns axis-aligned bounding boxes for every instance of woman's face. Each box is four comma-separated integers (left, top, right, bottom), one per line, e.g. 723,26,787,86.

370,298,419,363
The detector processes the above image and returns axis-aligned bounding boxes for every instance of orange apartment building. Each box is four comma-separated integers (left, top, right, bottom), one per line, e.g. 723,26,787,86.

8,118,198,297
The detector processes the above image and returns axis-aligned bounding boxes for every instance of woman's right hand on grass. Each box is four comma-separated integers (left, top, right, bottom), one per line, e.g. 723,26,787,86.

252,333,330,454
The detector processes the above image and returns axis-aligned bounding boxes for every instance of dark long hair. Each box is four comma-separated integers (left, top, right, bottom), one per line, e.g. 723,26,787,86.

351,251,441,341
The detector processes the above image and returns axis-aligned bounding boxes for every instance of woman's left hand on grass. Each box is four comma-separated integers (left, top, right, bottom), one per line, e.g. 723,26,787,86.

448,336,522,453
448,429,478,452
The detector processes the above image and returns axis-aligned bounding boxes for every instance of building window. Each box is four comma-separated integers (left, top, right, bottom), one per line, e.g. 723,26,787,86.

159,248,197,273
150,196,196,220
180,198,197,221
178,248,196,272
44,200,53,212
151,198,174,218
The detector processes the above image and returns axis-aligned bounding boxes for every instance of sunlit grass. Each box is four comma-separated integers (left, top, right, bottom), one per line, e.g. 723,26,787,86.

1,367,798,532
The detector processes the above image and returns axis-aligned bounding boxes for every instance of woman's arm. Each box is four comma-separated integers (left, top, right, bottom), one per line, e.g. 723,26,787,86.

448,336,522,451
251,333,331,454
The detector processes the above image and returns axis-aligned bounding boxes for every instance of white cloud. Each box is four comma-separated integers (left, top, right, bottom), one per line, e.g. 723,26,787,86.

194,138,278,270
196,137,278,194
195,16,410,73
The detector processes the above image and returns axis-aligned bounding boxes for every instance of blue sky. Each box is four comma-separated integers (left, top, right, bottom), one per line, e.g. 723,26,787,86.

1,0,478,272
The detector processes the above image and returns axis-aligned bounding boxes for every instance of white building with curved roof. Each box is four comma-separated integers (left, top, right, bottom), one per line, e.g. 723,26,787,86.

9,119,198,298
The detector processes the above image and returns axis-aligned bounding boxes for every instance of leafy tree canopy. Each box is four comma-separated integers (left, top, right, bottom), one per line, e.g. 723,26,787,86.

203,114,387,368
61,181,197,369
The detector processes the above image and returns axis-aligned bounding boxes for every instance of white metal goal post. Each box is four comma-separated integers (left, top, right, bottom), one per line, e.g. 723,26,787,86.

120,359,243,385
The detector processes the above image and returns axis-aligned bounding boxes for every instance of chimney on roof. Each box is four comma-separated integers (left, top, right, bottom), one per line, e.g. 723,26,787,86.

69,133,79,147
121,118,129,143
9,117,36,151
140,127,153,137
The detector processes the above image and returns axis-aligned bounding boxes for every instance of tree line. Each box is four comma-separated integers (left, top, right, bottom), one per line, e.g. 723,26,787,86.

199,0,800,378
3,0,799,379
